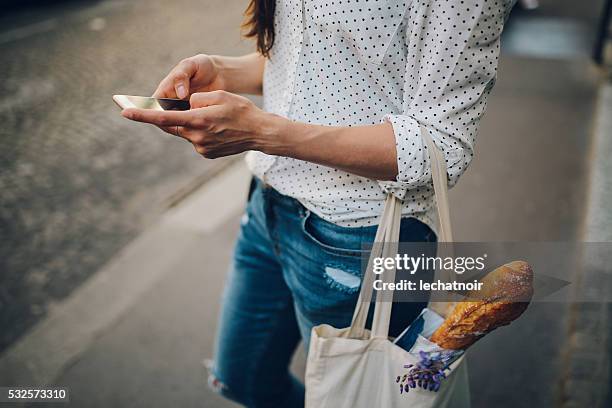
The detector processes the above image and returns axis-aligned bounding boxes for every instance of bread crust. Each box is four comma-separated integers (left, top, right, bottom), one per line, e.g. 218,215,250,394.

429,261,533,350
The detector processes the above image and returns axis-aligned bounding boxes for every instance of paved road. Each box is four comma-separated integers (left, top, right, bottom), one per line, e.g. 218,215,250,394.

0,0,253,352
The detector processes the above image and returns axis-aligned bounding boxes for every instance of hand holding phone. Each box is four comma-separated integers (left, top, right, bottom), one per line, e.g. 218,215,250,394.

117,90,274,161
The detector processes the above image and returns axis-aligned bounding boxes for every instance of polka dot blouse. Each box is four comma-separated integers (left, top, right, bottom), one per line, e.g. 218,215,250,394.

246,0,513,227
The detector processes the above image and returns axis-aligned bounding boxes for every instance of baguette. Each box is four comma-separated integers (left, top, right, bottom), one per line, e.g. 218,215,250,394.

429,260,533,350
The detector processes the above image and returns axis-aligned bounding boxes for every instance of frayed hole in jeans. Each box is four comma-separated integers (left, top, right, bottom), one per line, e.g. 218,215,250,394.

324,266,361,291
203,358,227,393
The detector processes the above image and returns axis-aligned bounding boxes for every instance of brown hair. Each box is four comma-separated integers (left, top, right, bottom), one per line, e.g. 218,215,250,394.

242,0,276,57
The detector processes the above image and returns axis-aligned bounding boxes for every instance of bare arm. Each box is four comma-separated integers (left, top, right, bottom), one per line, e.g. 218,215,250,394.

211,53,265,95
265,120,399,181
123,91,400,181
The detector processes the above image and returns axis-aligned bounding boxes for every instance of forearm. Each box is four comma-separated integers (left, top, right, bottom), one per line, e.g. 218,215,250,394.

211,53,265,95
261,119,399,181
206,55,398,180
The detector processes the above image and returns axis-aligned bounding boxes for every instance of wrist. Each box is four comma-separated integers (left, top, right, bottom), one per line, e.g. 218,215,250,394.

255,116,334,160
253,113,294,155
208,53,264,95
208,54,228,91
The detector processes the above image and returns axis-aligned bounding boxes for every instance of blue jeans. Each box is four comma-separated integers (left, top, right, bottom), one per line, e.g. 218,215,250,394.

209,178,436,407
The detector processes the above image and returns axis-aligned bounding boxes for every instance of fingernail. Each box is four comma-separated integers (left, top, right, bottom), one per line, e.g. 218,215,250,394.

176,84,187,99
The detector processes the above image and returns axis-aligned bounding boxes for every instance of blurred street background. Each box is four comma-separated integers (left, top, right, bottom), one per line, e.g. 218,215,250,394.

0,0,611,407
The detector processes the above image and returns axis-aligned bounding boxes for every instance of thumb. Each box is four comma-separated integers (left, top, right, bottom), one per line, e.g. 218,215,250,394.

174,74,189,100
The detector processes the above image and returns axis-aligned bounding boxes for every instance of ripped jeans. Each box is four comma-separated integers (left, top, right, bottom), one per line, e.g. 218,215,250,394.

209,177,436,407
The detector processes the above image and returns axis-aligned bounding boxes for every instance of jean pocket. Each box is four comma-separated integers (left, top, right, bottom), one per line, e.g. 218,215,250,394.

300,210,373,258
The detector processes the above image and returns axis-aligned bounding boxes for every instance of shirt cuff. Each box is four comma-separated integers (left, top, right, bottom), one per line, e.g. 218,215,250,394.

377,113,430,199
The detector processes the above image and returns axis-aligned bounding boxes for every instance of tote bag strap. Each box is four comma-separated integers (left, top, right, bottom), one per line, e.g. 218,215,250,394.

370,197,402,338
348,125,453,339
348,196,399,338
422,127,453,243
422,127,459,316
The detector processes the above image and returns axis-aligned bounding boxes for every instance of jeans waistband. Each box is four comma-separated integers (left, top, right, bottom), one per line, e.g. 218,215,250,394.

251,176,304,214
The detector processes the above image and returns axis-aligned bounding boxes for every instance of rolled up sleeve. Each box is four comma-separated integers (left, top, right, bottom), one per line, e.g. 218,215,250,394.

379,0,510,199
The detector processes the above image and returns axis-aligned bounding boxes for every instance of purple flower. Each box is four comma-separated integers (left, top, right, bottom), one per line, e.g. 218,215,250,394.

397,350,463,395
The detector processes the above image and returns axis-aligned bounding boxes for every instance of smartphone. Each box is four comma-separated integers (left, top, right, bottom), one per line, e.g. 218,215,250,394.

113,95,190,111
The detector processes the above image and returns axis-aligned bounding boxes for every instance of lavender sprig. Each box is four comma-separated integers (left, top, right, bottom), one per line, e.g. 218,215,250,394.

396,350,463,394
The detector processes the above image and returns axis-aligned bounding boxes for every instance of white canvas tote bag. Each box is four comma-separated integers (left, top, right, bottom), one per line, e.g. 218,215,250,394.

305,126,470,408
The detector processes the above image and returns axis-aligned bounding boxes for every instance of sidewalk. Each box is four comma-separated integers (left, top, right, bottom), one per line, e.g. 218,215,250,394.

0,162,255,407
1,27,610,408
41,163,253,408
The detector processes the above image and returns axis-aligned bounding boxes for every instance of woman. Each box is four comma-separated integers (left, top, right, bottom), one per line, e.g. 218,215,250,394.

123,0,512,406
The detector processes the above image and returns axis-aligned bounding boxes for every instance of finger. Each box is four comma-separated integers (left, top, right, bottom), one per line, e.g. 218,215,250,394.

152,77,176,98
153,71,181,98
175,125,195,141
174,73,189,100
190,90,232,108
192,143,208,156
157,125,188,139
122,108,193,127
152,58,197,99
174,59,197,99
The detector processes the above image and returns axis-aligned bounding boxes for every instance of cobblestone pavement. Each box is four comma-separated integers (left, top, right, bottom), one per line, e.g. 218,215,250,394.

0,0,253,352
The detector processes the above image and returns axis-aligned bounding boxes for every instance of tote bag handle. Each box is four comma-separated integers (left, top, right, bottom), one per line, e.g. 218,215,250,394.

348,125,453,339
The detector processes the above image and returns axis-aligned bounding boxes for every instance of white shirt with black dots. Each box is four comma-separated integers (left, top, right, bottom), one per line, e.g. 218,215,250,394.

246,0,514,228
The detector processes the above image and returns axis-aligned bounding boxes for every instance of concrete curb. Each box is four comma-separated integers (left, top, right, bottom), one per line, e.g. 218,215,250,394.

560,83,612,408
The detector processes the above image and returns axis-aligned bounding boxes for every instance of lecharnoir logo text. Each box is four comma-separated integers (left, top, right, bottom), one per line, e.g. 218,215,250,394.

372,253,488,292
